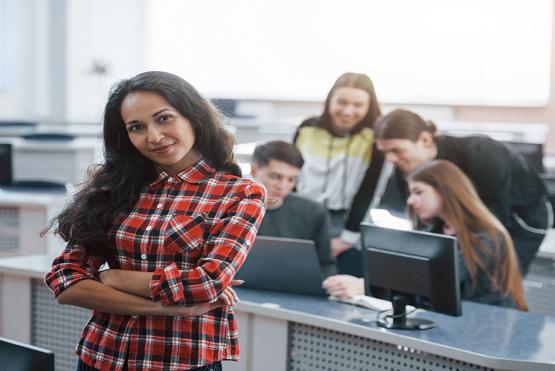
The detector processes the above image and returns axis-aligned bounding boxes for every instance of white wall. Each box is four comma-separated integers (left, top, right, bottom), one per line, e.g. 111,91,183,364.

0,0,50,120
65,0,147,123
1,0,554,152
147,0,552,107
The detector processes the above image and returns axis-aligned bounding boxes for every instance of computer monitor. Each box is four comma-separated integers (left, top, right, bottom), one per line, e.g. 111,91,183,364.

211,98,255,119
0,337,54,371
0,143,12,186
361,223,461,330
503,141,544,173
0,141,67,192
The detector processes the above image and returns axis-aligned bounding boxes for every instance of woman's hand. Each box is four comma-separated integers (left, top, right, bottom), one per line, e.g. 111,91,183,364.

161,279,244,317
322,274,364,298
218,279,243,306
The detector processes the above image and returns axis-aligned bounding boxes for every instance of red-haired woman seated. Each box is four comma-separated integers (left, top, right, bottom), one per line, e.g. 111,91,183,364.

324,159,527,311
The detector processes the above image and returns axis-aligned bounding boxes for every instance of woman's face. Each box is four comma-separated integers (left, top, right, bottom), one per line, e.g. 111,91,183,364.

376,132,436,174
328,87,370,134
121,91,200,174
407,180,443,220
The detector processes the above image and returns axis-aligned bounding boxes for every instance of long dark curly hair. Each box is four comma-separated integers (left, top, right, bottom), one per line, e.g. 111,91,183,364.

48,71,241,256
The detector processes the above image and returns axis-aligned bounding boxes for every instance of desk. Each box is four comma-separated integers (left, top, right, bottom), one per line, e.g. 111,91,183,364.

4,137,103,185
0,190,67,257
0,254,553,371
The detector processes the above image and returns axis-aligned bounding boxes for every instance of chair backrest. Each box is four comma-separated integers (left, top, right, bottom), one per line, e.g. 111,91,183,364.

0,337,54,371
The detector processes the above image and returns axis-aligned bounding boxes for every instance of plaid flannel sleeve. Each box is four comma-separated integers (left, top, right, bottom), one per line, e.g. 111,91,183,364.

44,244,107,297
150,182,266,305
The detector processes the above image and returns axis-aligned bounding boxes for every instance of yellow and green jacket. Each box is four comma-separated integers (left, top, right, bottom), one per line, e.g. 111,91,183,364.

293,117,384,244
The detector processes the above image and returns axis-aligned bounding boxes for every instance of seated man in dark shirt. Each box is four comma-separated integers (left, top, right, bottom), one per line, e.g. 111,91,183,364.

251,140,336,278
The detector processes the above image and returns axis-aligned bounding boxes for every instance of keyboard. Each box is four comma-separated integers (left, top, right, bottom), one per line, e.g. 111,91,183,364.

329,295,415,312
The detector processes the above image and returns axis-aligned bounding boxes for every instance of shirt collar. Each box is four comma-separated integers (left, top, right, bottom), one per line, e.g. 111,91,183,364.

149,158,214,186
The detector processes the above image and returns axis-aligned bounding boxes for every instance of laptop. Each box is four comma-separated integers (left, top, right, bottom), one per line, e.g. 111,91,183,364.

236,236,327,296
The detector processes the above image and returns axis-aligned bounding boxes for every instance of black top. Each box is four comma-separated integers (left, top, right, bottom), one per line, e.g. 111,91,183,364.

382,135,547,229
428,223,516,308
435,135,547,227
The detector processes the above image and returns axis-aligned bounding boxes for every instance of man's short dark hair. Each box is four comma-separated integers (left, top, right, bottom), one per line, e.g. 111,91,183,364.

252,140,304,169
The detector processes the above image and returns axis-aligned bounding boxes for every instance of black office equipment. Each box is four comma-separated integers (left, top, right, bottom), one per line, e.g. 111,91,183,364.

211,98,255,119
0,143,66,192
0,337,54,371
22,132,75,141
361,223,461,330
504,141,544,173
0,120,37,128
236,236,326,296
0,180,67,192
0,143,12,186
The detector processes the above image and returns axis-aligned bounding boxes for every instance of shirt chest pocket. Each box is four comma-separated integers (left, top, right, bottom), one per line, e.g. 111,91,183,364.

164,214,206,265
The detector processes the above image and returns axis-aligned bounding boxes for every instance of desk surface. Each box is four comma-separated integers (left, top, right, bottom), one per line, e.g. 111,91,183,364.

1,254,553,370
0,189,68,207
236,288,555,369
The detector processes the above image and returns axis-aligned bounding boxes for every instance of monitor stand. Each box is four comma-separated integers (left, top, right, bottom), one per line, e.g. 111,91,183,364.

377,295,435,330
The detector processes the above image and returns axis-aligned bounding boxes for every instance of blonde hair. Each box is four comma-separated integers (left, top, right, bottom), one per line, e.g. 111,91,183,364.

407,160,528,311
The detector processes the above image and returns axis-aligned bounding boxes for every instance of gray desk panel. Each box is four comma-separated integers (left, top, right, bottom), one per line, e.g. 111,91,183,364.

236,288,555,370
0,256,553,370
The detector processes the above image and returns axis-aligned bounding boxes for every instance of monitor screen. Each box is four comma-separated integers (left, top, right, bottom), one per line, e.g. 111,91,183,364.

0,337,54,371
0,143,12,185
361,223,461,330
503,141,544,173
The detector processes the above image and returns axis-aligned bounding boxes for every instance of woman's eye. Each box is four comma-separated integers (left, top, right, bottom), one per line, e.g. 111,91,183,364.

158,114,173,123
127,124,143,132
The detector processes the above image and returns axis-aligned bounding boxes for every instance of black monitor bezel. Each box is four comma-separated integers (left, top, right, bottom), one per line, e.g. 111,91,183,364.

361,222,462,317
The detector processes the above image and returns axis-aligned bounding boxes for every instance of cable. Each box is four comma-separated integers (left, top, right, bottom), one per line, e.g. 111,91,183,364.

375,306,418,324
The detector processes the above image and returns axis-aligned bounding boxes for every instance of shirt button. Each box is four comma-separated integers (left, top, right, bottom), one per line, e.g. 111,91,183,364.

131,315,138,319
246,240,251,246
168,177,174,183
141,254,147,260
157,203,163,209
145,225,152,231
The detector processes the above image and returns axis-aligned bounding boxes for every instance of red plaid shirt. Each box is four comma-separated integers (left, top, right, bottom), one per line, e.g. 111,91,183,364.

44,159,266,371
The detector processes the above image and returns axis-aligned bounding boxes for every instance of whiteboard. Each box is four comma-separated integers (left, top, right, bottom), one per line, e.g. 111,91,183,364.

146,0,552,106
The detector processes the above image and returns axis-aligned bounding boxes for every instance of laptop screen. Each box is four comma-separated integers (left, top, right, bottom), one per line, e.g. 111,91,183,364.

236,236,326,297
